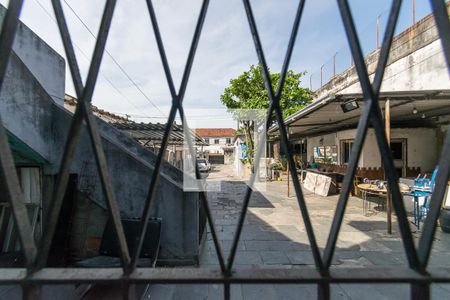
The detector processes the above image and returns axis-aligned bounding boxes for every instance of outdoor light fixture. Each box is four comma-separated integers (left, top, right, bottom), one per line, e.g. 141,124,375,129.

341,99,359,113
412,107,418,114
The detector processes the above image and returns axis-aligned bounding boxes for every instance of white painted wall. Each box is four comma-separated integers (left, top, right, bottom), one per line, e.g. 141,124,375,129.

338,40,450,94
306,127,438,173
202,136,233,154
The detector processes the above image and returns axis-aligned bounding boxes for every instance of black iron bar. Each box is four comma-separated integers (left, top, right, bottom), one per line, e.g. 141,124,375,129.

179,105,227,271
323,0,403,268
330,0,420,271
130,0,212,272
37,0,92,268
227,0,306,272
1,267,450,284
241,0,325,274
0,0,38,269
418,128,450,266
40,0,131,271
429,0,450,71
417,0,450,268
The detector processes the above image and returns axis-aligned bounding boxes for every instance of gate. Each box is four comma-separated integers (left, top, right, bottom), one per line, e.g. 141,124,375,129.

0,0,449,299
208,154,225,164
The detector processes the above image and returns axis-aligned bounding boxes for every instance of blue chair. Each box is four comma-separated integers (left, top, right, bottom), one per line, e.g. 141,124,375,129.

412,167,438,229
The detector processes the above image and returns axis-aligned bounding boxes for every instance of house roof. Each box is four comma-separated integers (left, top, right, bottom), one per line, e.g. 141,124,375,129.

269,90,450,139
195,128,236,137
64,95,206,146
65,94,129,123
114,122,207,146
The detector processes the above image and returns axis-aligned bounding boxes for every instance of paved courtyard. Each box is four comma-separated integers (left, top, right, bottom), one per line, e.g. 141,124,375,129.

150,164,450,299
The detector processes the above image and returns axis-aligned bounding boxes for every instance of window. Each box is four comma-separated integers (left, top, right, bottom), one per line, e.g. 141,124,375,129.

340,140,354,164
313,146,337,164
214,139,220,144
204,138,209,144
226,138,231,144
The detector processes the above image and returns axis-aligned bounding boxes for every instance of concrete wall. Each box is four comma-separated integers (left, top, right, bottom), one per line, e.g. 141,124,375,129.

315,5,450,99
0,50,200,265
306,128,438,173
362,128,438,172
0,5,65,105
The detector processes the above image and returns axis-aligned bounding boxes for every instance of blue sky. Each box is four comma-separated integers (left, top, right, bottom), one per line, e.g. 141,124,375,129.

2,0,433,127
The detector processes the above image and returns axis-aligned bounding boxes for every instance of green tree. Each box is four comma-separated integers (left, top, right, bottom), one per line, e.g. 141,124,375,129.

220,65,313,164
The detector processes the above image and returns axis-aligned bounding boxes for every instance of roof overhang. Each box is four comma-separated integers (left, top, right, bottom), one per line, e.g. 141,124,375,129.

269,90,450,139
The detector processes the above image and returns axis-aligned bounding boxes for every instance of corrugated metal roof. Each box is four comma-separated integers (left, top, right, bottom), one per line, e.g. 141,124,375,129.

114,122,207,146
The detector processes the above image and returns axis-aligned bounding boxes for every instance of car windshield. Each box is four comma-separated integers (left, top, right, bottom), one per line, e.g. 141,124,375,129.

197,159,206,164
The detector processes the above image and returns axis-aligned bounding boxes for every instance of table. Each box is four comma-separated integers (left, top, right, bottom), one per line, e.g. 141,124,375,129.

357,183,387,216
357,183,410,216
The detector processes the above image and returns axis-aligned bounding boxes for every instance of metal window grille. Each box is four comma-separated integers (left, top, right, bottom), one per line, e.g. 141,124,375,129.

0,0,449,299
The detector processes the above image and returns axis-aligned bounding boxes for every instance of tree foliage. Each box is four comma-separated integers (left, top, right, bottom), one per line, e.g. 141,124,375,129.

220,65,313,119
220,65,313,166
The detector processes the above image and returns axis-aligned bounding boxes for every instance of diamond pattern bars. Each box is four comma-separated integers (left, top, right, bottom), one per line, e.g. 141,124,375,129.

0,0,37,269
0,0,448,300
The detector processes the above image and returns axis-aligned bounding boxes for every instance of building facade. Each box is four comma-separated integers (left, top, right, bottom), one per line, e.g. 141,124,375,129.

195,128,236,164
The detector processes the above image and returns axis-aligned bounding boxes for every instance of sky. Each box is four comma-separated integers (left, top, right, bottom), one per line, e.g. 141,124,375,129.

1,0,433,128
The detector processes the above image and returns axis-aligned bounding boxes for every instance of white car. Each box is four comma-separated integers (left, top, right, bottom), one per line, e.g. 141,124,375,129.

196,158,211,172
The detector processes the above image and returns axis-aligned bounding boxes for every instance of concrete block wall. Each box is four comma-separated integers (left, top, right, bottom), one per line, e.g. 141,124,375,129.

0,42,200,266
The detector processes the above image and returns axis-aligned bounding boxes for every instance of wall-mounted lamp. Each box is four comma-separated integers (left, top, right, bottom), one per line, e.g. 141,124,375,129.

412,107,418,114
340,99,359,113
421,113,426,119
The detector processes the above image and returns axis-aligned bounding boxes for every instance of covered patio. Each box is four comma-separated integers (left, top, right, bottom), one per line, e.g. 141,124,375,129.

268,90,450,233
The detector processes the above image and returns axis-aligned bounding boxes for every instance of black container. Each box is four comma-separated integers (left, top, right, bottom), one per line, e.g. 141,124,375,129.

440,208,450,233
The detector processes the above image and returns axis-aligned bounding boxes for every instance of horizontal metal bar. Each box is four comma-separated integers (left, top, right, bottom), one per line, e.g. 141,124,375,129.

1,268,449,285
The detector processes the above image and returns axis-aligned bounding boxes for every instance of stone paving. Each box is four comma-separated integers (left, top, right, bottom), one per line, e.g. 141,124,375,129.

151,164,450,299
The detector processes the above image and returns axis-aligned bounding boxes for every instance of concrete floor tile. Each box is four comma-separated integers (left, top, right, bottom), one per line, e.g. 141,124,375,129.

285,251,315,265
259,251,290,265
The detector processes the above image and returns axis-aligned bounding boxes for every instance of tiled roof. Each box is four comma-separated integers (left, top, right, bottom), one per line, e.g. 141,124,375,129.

194,128,236,137
64,94,206,145
64,94,129,123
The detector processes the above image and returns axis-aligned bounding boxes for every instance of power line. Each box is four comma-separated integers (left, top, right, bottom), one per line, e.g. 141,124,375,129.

33,0,164,121
61,0,166,117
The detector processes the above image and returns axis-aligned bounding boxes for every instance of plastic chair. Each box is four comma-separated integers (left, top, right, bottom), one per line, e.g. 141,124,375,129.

413,167,438,229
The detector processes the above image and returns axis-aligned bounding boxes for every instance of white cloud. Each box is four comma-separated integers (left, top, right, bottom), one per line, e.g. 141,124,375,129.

2,0,420,127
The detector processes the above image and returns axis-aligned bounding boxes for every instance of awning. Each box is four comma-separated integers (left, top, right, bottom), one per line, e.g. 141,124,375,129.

269,90,450,139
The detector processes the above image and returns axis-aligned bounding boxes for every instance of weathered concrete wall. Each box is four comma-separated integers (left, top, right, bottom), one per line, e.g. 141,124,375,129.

0,51,200,265
306,128,438,173
0,5,65,106
362,128,438,173
314,6,450,99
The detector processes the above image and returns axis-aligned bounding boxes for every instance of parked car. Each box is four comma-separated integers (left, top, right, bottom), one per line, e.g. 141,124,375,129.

196,158,211,172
